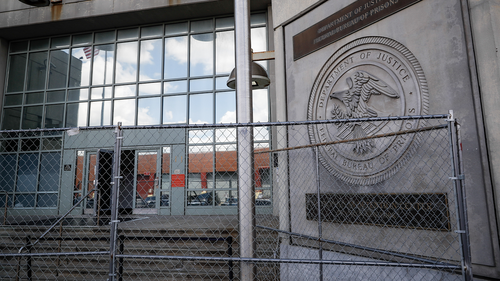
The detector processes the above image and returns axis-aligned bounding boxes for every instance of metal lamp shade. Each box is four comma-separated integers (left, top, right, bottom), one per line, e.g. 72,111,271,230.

226,62,271,90
19,0,50,7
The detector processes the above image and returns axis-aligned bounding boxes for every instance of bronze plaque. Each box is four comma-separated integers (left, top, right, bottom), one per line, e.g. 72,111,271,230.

306,193,450,230
293,0,422,60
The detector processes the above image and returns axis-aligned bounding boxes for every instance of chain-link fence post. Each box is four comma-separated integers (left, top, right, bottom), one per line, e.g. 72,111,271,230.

314,146,323,281
447,111,473,281
108,122,123,281
234,0,256,279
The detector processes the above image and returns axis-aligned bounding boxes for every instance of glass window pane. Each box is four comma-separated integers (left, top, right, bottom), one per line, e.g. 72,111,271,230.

68,88,88,101
142,25,163,38
138,97,161,125
116,42,138,83
15,194,36,208
2,108,21,130
163,95,186,124
22,106,43,129
216,77,230,90
26,92,44,104
189,130,213,144
189,93,213,124
10,41,28,52
20,138,40,152
118,28,139,40
164,36,188,79
140,39,162,81
37,193,58,207
113,99,136,125
7,54,27,93
51,36,70,48
216,129,237,143
190,78,212,92
0,154,16,192
216,31,235,74
251,27,267,53
73,33,92,45
66,102,88,127
27,52,48,91
89,101,111,126
69,47,92,87
5,94,23,106
216,17,234,30
44,104,64,128
42,137,62,150
38,152,61,191
191,19,213,33
115,84,136,98
190,34,213,77
251,13,267,26
216,91,236,123
95,31,115,43
92,44,115,85
91,87,112,99
164,80,187,94
165,22,188,36
47,90,65,103
253,89,269,122
50,36,70,48
30,38,49,51
48,49,70,89
17,153,38,193
139,82,161,96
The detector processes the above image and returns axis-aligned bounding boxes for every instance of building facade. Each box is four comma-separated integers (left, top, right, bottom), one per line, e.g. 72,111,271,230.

0,0,499,279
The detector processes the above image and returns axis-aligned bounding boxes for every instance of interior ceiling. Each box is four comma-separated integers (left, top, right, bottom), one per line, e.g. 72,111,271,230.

0,0,271,40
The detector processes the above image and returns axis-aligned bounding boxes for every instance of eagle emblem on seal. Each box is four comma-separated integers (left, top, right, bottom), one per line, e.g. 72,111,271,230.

330,71,400,155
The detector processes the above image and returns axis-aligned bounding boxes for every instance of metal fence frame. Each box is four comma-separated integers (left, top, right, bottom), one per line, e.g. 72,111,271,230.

0,112,472,281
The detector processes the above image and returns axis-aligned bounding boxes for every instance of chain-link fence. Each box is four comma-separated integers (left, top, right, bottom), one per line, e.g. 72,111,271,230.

0,113,471,280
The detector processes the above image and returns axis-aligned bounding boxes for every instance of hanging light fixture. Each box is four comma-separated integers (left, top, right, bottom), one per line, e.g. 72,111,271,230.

18,0,50,7
226,61,271,90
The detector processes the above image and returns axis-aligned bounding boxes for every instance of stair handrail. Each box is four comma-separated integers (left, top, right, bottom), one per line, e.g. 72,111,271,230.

17,187,96,254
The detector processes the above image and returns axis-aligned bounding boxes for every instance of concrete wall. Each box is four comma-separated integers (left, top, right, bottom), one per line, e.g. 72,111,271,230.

469,2,500,269
272,0,500,278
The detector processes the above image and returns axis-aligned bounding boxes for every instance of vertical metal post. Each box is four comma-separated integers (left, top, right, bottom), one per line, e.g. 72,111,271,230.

314,146,323,281
447,111,473,281
108,122,123,281
26,236,32,281
234,0,255,279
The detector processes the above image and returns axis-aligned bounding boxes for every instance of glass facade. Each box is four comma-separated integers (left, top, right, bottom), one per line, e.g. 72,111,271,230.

1,13,270,211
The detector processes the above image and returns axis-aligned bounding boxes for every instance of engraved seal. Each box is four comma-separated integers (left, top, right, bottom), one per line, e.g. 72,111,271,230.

308,37,429,185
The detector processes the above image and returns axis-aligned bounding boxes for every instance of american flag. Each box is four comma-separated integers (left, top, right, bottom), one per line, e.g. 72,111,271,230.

83,47,99,59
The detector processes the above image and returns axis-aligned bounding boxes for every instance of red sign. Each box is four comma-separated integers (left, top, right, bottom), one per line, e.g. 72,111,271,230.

171,174,185,187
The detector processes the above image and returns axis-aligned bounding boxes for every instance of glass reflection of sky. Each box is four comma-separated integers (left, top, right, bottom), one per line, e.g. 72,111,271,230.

92,44,114,85
116,42,138,83
114,99,135,125
138,97,161,125
140,39,162,81
89,101,111,126
139,82,161,96
189,93,213,124
163,95,186,124
164,80,187,94
216,31,235,74
216,92,235,123
164,36,187,79
190,34,213,77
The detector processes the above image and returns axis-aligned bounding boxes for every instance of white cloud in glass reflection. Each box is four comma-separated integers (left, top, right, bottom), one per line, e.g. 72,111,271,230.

253,89,269,122
165,37,188,64
137,107,156,125
219,111,236,123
